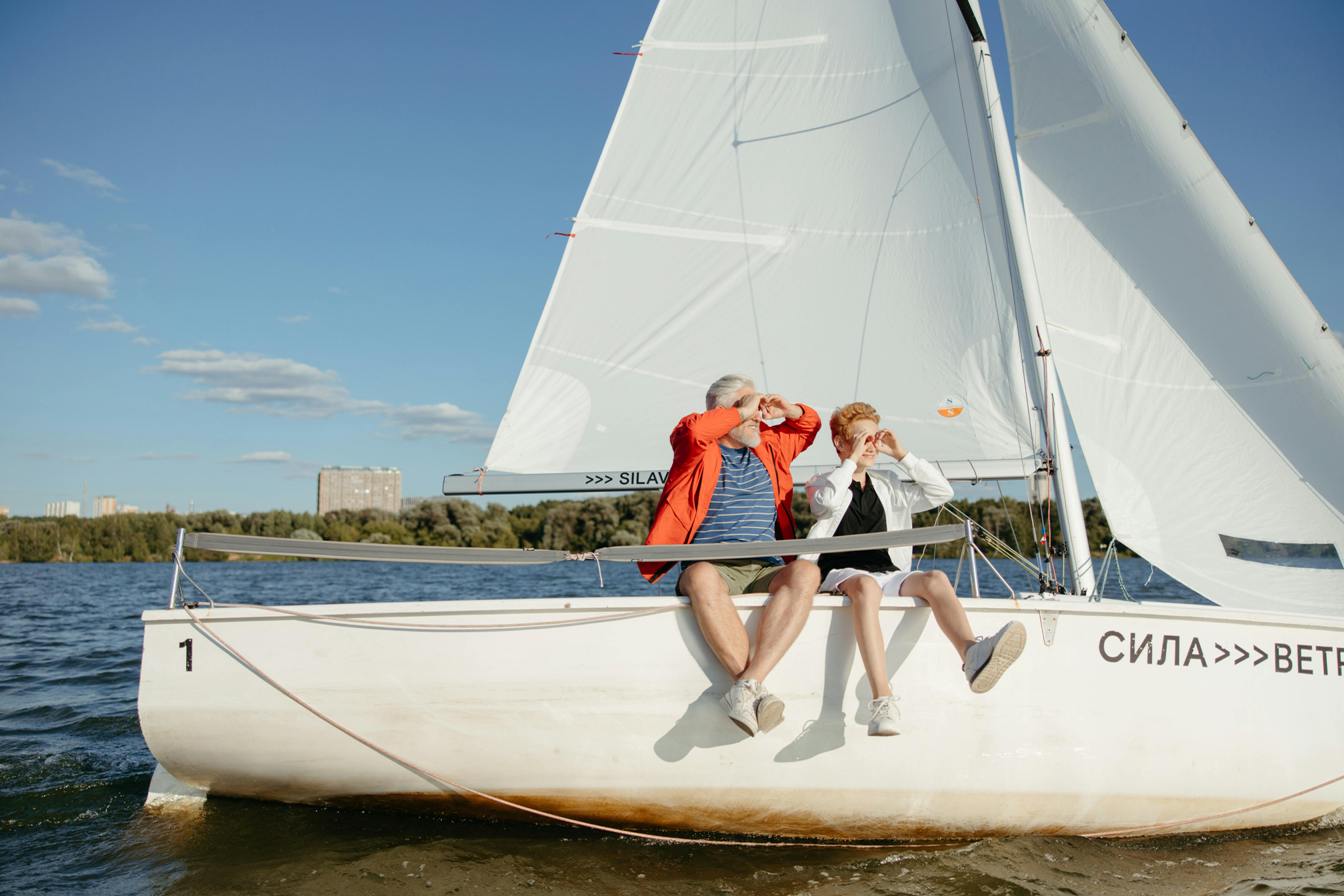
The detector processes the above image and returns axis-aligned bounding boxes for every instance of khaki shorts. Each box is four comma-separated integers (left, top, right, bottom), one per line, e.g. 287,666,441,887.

677,560,784,597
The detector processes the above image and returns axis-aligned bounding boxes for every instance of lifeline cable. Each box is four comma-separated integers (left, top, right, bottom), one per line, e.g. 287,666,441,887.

173,558,672,632
203,601,677,632
178,602,931,850
172,556,1344,843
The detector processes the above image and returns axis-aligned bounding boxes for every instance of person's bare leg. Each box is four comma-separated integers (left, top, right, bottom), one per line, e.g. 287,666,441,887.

899,570,975,661
840,576,892,699
681,562,749,677
740,560,820,684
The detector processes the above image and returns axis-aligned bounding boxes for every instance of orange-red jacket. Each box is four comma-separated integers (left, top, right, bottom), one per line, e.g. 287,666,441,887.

639,404,821,583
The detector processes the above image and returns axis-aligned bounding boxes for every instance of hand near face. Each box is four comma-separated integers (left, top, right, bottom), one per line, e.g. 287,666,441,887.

848,430,873,459
759,394,802,421
875,428,907,460
733,391,764,422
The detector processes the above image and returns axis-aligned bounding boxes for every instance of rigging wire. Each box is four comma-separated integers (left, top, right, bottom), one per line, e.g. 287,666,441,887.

993,480,1031,569
970,38,1062,575
938,501,1064,591
946,11,1052,579
1095,539,1137,603
912,504,947,571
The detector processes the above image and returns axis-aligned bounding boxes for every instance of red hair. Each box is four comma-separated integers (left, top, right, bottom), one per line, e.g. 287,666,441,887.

830,402,880,441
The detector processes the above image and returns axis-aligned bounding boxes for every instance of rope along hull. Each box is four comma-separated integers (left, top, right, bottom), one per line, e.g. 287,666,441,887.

139,595,1344,839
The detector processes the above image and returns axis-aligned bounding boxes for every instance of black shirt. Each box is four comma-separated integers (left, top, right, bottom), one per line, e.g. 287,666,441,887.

818,476,898,576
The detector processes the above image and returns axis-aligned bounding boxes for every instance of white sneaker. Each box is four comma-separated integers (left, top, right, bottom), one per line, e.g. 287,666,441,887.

868,696,900,736
721,679,761,736
754,685,785,734
963,621,1027,694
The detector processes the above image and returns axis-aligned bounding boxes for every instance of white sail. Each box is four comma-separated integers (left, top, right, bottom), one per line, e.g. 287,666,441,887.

1001,0,1344,614
486,0,1041,480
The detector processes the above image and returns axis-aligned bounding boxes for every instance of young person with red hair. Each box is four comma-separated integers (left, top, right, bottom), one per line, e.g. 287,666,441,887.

805,402,1025,736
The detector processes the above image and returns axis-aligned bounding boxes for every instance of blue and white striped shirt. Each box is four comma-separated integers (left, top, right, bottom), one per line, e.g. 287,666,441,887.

692,446,780,565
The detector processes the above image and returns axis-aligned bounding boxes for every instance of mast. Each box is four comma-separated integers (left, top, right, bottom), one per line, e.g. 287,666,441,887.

961,0,1096,595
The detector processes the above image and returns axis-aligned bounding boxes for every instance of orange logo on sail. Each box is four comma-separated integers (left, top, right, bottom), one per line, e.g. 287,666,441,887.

937,398,964,418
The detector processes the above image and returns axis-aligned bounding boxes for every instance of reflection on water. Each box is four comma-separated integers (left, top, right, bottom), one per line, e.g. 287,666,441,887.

132,803,1344,896
1,560,1339,895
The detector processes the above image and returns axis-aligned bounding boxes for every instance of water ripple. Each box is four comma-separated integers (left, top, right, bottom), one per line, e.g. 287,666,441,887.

0,560,1337,896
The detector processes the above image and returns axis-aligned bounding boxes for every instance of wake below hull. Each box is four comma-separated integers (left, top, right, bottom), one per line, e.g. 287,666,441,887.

138,595,1344,839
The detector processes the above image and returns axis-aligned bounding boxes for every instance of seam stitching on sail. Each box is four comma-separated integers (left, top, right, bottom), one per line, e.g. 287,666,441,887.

1053,357,1344,392
590,191,995,237
638,60,909,81
535,346,707,388
1004,0,1106,68
1027,165,1219,219
575,216,787,249
640,35,826,51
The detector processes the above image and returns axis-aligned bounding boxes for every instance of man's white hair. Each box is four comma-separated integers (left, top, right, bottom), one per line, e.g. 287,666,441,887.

706,373,754,410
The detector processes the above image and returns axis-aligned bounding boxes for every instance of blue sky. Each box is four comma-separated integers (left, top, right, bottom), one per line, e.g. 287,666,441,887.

1,0,1339,517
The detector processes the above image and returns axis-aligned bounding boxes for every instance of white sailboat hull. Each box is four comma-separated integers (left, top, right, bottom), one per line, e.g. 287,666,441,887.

139,595,1344,839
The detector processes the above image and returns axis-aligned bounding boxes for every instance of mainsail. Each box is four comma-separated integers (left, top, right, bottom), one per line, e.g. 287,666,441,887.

1001,0,1344,614
485,1,1043,483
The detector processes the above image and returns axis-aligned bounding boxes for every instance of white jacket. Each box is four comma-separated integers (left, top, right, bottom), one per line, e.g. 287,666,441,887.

803,454,954,570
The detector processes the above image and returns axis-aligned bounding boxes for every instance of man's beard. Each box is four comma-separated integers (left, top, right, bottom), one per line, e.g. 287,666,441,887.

729,421,761,448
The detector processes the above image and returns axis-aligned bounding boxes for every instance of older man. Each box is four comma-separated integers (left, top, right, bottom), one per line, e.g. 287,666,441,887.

640,374,822,736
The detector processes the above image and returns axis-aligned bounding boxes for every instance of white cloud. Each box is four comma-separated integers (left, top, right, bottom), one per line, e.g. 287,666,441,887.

328,286,345,295
0,254,111,298
0,214,111,300
382,402,495,441
20,451,93,463
80,315,137,333
132,335,155,346
236,451,292,463
279,314,311,324
153,348,375,417
0,297,39,318
0,212,93,256
153,347,492,441
42,158,122,198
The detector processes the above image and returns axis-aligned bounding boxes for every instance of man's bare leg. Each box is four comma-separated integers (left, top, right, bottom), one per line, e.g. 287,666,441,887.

680,562,749,677
740,560,820,684
839,576,892,699
899,570,975,661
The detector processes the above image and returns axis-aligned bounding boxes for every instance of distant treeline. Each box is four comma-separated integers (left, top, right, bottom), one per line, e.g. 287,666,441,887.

0,493,1123,563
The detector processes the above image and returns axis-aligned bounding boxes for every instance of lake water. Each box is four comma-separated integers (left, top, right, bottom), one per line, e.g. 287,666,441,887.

2,560,1341,895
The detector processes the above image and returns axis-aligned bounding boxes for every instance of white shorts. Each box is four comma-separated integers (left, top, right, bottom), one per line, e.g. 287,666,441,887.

820,567,915,595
